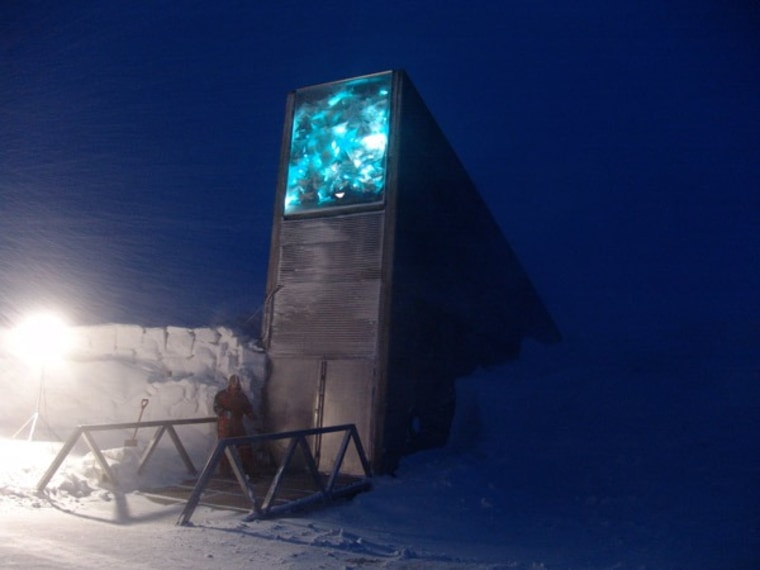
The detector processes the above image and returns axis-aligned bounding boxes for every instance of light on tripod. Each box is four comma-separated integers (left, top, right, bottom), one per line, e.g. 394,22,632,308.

9,313,72,367
10,313,72,441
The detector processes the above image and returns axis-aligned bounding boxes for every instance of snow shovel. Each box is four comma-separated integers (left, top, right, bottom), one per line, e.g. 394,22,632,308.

124,398,149,447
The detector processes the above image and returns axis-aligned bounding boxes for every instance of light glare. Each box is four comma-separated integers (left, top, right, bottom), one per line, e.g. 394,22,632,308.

10,313,72,366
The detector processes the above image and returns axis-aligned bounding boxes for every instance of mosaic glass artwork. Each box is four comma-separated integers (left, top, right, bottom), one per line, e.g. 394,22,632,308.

284,73,392,215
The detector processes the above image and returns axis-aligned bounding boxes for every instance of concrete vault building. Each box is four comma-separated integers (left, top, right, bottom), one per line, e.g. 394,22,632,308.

261,70,560,475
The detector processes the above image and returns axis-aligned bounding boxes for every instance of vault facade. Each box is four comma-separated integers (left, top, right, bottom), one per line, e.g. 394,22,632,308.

262,71,560,474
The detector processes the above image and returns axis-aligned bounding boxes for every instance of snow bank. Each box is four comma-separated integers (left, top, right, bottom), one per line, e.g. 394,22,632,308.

0,324,266,500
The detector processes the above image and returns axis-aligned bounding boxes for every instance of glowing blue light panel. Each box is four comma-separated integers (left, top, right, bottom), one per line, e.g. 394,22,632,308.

284,73,392,215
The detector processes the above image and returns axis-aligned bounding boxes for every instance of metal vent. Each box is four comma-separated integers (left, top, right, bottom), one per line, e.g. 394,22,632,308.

269,212,385,357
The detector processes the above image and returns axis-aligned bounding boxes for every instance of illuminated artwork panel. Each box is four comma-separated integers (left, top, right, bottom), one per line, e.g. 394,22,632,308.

284,73,392,215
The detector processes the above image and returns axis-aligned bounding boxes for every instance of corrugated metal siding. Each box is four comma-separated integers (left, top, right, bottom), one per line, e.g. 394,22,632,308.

268,211,385,357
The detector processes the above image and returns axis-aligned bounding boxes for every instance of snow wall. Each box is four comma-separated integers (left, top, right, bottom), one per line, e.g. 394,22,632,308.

0,324,267,457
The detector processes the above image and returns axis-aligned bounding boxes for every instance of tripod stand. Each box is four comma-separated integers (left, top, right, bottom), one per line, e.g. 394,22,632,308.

13,368,60,441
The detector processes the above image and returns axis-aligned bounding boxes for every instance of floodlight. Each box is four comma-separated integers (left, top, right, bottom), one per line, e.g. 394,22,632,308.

9,313,72,367
10,312,72,441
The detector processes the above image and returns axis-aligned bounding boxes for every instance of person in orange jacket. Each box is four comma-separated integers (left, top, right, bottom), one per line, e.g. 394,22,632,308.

213,374,256,476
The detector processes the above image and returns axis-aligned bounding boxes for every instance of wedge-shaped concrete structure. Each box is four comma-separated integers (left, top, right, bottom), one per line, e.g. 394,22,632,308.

261,70,560,474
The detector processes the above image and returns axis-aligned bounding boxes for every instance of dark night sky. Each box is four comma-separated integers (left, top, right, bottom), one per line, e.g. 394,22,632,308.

1,1,758,339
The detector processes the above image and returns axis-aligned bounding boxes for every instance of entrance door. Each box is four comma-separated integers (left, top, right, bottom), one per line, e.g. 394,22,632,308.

316,359,375,475
265,357,375,476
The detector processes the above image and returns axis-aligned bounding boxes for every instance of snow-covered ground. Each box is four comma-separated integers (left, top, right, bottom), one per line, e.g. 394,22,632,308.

0,320,757,569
